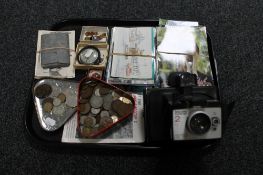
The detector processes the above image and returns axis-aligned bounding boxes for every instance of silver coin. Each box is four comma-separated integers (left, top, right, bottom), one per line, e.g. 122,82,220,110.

111,115,119,123
100,110,110,118
103,93,113,110
80,115,87,125
66,94,77,107
112,91,120,100
53,97,62,106
94,88,101,97
52,103,66,116
99,87,112,95
90,95,103,108
91,107,101,115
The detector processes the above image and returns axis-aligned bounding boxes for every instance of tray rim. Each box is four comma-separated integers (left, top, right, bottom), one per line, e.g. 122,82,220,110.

24,18,221,150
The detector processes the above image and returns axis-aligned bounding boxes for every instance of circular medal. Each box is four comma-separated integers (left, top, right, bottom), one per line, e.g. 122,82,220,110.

77,46,101,65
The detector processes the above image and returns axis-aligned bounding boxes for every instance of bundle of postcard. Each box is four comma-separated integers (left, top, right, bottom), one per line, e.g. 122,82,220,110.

105,20,213,87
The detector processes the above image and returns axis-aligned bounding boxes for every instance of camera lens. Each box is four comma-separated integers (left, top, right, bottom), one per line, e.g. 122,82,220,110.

188,113,211,135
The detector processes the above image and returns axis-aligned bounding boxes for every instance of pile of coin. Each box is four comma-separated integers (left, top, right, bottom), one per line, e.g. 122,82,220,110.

78,80,134,138
34,84,76,116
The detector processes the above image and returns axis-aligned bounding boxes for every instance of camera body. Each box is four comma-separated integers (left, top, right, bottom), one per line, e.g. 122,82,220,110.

144,72,222,143
172,106,221,140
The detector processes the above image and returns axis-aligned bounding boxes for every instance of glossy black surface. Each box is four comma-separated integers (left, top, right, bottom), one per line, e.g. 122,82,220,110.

24,19,220,150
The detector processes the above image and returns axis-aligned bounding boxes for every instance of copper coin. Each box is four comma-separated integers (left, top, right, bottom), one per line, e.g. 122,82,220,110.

42,97,53,104
80,102,91,114
81,84,90,91
82,127,92,138
79,98,89,104
99,87,111,95
57,93,66,103
80,86,93,99
34,84,52,98
109,110,118,117
112,99,133,117
99,116,113,128
84,116,96,127
43,101,53,113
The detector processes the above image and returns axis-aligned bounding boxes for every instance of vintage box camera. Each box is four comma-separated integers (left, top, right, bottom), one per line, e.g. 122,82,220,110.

144,72,221,143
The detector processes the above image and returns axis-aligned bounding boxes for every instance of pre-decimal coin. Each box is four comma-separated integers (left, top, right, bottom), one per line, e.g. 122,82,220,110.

100,110,110,118
99,87,111,96
34,84,52,98
112,99,133,117
111,115,119,123
90,95,103,108
99,116,113,128
94,88,101,97
84,116,96,127
57,93,66,103
53,97,62,106
80,102,91,114
80,86,93,99
82,127,91,138
103,93,113,110
52,104,66,116
43,101,53,113
91,108,101,115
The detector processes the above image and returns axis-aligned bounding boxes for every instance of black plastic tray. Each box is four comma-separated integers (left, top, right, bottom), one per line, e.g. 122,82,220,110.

24,19,222,150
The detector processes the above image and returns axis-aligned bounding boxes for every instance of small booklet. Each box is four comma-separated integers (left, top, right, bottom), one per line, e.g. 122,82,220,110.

61,94,145,143
35,30,75,79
